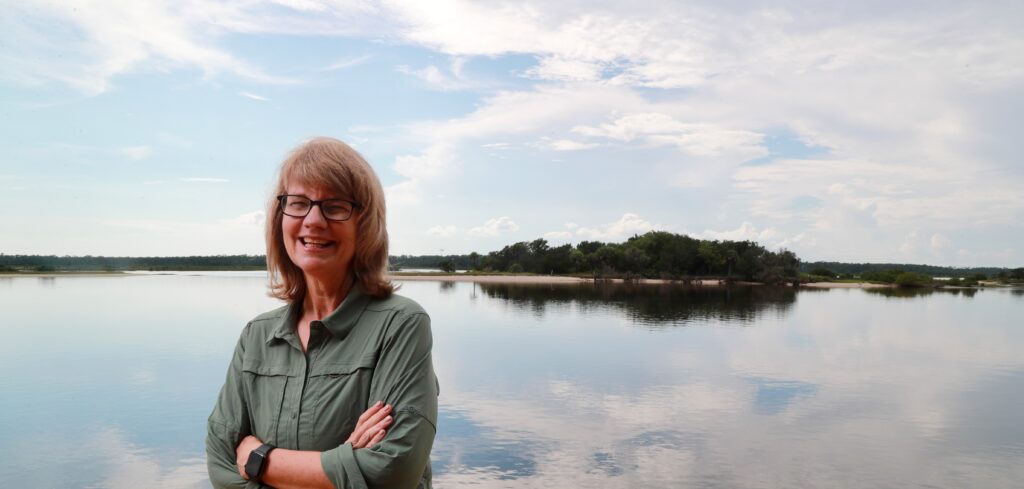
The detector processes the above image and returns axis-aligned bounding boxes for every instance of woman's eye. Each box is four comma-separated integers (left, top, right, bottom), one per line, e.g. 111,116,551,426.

289,202,309,210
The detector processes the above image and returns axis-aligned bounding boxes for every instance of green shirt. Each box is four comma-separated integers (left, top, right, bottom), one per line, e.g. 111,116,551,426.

206,285,439,489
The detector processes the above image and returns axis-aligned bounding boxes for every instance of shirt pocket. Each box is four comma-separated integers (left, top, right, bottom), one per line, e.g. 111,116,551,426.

308,353,378,447
241,361,292,444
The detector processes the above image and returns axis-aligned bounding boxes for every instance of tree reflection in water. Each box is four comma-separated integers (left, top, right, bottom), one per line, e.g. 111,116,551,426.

864,287,980,299
476,283,813,328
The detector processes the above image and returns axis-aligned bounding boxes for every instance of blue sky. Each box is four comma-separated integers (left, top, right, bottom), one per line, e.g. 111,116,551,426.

2,0,1022,266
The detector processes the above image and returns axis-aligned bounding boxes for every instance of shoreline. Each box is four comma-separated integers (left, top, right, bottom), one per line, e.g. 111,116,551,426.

3,271,997,290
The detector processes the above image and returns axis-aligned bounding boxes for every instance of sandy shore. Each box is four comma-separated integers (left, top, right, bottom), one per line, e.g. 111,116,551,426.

800,281,892,289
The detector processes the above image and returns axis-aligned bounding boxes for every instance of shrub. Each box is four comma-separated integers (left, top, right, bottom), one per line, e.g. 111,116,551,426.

894,272,931,288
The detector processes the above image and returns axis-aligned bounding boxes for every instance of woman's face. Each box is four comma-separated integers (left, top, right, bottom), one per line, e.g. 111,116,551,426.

281,182,360,281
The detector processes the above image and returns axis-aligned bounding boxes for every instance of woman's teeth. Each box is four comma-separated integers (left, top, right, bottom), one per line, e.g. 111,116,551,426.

300,237,334,248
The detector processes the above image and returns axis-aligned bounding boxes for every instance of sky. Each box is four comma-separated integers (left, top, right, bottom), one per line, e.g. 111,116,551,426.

1,0,1022,266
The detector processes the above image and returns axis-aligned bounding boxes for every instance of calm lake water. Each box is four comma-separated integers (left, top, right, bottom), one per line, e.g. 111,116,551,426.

1,273,1022,488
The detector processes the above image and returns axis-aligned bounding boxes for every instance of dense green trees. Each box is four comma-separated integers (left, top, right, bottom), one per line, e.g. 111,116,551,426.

801,261,1007,279
476,231,800,284
0,254,265,271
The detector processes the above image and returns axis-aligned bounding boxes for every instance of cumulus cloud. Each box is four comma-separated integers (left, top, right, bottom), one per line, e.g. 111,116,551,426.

574,113,766,158
468,216,519,237
222,210,265,227
575,213,657,241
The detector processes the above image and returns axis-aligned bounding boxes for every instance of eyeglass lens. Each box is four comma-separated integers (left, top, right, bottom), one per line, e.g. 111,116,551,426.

281,196,354,220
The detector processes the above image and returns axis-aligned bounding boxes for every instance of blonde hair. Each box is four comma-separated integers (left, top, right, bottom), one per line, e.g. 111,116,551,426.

266,137,394,301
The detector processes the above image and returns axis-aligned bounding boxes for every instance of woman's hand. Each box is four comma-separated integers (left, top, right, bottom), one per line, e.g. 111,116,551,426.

346,401,393,449
235,435,263,479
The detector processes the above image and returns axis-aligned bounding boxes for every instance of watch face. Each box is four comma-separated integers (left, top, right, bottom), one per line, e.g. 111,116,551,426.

245,450,265,480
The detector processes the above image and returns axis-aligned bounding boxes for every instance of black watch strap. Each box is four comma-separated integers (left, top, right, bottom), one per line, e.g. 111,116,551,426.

244,443,275,482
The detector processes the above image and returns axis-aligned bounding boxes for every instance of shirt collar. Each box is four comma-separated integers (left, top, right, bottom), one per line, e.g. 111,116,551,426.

267,283,373,345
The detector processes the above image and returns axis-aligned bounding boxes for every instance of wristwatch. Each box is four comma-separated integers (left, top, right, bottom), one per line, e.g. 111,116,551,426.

244,443,275,483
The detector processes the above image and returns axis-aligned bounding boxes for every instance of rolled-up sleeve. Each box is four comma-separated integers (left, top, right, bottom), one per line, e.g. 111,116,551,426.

321,312,439,489
206,324,261,489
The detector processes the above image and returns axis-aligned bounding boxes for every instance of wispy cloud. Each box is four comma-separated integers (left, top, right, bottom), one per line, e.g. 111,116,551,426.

239,91,269,101
322,54,372,71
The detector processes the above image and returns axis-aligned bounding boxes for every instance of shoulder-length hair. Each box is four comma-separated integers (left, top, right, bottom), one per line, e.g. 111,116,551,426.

266,137,394,301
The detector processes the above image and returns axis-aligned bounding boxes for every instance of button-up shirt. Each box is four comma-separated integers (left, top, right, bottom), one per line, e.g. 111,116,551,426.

206,285,438,489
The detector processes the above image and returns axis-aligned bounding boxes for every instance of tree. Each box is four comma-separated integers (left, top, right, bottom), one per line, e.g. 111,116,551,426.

439,260,456,273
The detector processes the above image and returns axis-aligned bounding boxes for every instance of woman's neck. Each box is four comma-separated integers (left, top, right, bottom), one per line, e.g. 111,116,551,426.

303,272,354,319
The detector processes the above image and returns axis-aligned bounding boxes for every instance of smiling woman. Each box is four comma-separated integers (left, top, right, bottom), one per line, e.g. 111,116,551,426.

206,137,439,489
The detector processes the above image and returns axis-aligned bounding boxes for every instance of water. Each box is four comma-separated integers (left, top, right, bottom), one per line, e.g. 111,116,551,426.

1,274,1022,488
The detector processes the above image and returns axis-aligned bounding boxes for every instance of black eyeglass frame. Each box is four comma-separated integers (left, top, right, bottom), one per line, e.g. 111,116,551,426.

276,194,363,222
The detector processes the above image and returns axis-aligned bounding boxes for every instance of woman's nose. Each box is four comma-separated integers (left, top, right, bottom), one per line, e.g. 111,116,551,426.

303,203,328,226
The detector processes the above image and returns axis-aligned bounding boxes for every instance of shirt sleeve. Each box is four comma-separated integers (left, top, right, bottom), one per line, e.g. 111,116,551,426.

206,323,263,489
321,312,439,489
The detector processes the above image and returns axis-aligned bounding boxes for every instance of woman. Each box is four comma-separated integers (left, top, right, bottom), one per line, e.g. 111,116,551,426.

206,137,439,489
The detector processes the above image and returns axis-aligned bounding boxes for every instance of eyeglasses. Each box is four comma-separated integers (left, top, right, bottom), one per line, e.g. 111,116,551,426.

277,194,361,222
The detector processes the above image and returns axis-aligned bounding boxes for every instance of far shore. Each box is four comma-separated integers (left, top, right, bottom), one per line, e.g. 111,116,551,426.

391,273,892,288
1,271,978,290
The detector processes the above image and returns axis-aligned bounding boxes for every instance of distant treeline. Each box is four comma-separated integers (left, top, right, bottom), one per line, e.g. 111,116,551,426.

800,261,1017,278
456,231,801,284
0,254,266,271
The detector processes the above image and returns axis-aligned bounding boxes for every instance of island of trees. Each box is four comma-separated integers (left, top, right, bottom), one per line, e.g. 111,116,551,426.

4,230,1022,288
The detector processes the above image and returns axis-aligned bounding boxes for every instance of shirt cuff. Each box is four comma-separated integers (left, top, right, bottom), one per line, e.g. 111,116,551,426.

321,443,369,489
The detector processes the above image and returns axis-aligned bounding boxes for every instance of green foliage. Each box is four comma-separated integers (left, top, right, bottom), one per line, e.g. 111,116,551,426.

809,268,837,278
802,261,1010,279
0,254,266,271
478,231,800,283
894,272,931,288
438,259,456,273
1011,268,1024,280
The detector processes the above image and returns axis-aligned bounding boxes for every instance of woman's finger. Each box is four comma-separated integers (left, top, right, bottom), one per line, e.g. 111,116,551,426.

348,402,385,443
366,428,386,448
358,417,393,446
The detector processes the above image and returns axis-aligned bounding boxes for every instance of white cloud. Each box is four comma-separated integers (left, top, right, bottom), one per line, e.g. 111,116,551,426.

119,145,152,160
2,0,294,94
701,221,780,243
322,54,371,71
535,137,598,151
543,231,572,240
930,233,952,256
468,216,519,237
576,213,657,241
397,57,471,91
426,225,457,237
574,113,766,158
180,177,229,183
222,210,265,227
239,91,268,101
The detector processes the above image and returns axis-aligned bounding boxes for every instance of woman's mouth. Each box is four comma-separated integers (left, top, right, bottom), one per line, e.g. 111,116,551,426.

300,237,336,249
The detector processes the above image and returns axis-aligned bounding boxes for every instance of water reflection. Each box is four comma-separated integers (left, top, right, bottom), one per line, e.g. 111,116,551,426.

865,287,980,299
439,280,457,293
477,283,805,327
2,275,1022,488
